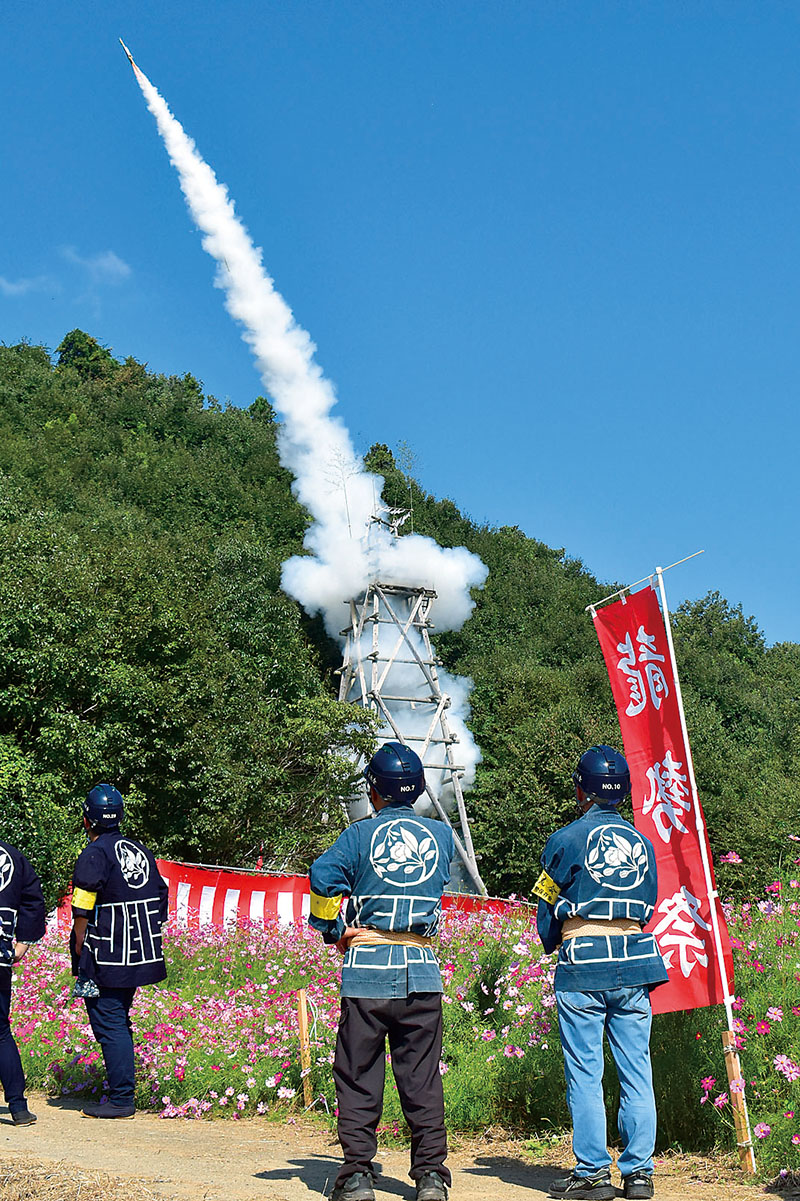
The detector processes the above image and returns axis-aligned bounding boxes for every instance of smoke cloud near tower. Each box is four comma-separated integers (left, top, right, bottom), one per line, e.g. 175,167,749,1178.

121,45,488,791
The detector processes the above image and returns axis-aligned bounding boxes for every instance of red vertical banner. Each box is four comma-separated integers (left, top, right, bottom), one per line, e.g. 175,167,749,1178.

593,584,734,1015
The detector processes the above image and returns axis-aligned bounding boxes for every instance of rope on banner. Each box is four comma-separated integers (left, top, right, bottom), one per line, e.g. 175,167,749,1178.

585,550,705,613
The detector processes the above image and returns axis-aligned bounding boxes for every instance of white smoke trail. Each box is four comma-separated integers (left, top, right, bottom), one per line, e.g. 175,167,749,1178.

126,56,488,790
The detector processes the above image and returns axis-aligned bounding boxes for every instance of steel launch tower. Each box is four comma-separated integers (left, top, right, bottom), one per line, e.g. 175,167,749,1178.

337,581,487,895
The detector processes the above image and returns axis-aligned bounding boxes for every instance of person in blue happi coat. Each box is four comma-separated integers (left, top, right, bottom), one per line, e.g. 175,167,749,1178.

0,840,45,1125
309,742,455,1201
70,784,169,1119
535,746,668,1201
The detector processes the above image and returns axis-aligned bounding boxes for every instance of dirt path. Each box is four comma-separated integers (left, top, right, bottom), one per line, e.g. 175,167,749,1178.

0,1095,775,1201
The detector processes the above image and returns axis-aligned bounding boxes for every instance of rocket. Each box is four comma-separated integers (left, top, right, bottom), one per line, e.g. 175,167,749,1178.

119,39,139,73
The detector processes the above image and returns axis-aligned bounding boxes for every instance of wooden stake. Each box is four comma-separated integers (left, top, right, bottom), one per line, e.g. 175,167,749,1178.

722,1030,756,1174
296,989,313,1108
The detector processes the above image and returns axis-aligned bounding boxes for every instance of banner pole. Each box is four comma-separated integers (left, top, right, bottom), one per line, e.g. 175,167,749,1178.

587,550,704,613
296,989,313,1108
654,567,757,1174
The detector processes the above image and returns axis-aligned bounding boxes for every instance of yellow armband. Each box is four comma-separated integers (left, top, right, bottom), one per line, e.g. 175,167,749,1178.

533,870,560,905
71,888,97,912
309,890,343,921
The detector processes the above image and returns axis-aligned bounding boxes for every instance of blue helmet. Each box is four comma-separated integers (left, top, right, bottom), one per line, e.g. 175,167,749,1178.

364,741,426,804
83,784,125,831
573,745,630,805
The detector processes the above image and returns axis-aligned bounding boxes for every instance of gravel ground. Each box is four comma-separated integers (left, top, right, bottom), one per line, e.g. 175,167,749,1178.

0,1096,782,1201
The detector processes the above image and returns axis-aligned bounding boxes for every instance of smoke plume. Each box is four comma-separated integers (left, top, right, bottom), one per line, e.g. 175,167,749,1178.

125,55,488,790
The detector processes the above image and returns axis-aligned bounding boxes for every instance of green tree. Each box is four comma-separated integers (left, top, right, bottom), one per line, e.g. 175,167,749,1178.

56,330,116,379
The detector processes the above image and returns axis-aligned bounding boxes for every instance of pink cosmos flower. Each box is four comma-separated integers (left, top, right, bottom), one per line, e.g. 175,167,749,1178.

502,1045,524,1058
793,1135,800,1145
766,1007,784,1022
754,1123,770,1139
720,852,743,864
700,1076,716,1091
729,1078,745,1094
712,1093,728,1108
756,1021,771,1034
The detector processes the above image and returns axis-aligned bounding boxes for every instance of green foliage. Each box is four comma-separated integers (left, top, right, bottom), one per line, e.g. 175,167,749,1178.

56,330,116,379
0,336,374,888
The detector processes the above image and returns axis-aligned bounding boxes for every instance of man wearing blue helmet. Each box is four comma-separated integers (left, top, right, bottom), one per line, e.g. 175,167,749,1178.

309,741,455,1201
70,784,168,1119
535,747,667,1201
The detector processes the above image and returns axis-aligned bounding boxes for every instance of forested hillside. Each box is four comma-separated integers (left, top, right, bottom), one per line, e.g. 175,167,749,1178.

1,333,797,904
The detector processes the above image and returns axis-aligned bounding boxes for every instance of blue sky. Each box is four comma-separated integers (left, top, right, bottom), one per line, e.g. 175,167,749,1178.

3,2,799,643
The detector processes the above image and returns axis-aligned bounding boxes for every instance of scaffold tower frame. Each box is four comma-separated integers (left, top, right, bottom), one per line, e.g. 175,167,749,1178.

337,581,487,895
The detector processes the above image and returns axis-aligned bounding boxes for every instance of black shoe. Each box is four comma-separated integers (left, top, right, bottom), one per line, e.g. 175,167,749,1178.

330,1173,375,1201
416,1172,449,1201
10,1108,36,1126
623,1172,654,1200
549,1170,615,1200
81,1102,135,1119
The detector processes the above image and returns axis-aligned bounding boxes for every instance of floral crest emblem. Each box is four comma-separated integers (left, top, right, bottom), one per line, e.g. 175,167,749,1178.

370,820,440,888
0,849,13,893
115,839,150,890
584,827,648,892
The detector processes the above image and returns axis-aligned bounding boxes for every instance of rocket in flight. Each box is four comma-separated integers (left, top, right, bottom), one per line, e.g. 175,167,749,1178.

119,39,142,78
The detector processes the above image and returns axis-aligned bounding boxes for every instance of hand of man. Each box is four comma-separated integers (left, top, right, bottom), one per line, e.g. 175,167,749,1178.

335,927,359,955
72,916,89,957
13,942,29,963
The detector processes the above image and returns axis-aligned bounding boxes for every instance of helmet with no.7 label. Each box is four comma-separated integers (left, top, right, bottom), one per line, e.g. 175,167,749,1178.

364,741,426,805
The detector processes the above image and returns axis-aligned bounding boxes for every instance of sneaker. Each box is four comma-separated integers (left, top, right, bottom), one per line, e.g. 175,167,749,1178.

549,1170,615,1200
10,1108,36,1126
330,1173,375,1201
623,1172,654,1200
72,974,100,999
416,1172,449,1201
81,1102,135,1119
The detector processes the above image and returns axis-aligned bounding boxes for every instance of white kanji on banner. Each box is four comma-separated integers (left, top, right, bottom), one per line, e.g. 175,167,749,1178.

616,625,670,717
651,886,710,978
642,749,691,842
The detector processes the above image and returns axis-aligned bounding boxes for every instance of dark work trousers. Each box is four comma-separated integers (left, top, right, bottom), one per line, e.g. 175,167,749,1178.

84,987,137,1108
333,993,449,1188
0,985,27,1113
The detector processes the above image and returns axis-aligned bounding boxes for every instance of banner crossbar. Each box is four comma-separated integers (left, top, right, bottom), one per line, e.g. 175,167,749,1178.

585,551,704,613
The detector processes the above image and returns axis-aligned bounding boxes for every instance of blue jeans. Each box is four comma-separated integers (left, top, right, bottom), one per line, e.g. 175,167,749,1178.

84,987,137,1108
556,986,656,1178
